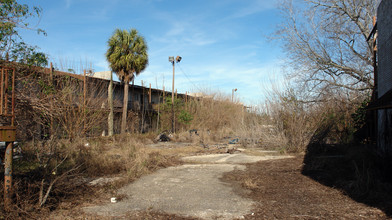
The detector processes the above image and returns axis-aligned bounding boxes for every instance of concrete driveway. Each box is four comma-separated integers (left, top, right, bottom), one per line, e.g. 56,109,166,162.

84,151,292,219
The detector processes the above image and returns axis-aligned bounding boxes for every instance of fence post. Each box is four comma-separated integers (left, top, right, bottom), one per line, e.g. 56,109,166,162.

50,62,54,137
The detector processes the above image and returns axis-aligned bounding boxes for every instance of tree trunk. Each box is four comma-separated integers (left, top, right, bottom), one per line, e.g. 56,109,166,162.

121,80,129,134
108,72,114,136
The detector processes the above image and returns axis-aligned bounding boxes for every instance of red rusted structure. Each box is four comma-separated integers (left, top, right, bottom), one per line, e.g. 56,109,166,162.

0,65,16,211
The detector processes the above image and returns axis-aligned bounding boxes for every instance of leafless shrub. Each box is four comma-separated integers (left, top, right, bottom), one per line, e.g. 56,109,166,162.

262,80,365,152
14,64,108,140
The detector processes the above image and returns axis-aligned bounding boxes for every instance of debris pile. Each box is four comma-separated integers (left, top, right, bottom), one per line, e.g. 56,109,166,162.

156,133,171,142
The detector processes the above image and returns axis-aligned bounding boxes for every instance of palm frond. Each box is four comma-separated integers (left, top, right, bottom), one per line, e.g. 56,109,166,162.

105,28,148,82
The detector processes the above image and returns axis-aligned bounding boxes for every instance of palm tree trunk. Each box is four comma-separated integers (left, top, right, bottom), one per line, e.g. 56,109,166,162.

121,80,129,134
108,71,114,136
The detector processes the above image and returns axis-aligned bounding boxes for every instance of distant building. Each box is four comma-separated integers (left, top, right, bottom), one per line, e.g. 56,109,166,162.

92,71,112,80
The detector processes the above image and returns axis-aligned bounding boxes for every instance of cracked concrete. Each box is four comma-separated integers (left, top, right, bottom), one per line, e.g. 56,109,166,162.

84,151,292,219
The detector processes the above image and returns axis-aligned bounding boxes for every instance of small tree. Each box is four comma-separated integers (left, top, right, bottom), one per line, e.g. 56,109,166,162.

106,28,148,133
0,0,47,63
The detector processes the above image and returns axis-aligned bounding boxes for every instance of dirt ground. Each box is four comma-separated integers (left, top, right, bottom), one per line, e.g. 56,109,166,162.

222,155,389,219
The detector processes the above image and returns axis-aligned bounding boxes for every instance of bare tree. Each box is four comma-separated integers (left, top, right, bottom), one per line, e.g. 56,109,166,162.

276,0,377,96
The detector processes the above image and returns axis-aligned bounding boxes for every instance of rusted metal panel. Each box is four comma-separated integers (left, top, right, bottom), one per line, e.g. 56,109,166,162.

0,126,16,142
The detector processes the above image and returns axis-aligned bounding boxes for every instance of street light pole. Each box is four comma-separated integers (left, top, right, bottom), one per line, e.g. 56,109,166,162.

169,56,182,133
232,88,237,102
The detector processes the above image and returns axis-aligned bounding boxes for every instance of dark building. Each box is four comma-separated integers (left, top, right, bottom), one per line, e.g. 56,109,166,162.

376,0,392,156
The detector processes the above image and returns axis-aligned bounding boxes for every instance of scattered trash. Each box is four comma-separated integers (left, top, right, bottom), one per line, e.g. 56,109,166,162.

201,143,209,149
111,197,117,203
229,138,239,144
189,129,198,136
88,177,122,186
227,148,240,154
156,133,171,142
13,155,23,159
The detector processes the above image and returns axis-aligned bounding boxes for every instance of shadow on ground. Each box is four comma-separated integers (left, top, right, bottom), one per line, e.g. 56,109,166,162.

302,142,392,217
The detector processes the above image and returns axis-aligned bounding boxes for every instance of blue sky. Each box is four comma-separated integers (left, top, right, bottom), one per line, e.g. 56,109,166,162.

19,0,284,105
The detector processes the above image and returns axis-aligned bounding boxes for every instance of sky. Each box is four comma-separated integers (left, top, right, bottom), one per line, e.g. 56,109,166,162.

19,0,285,105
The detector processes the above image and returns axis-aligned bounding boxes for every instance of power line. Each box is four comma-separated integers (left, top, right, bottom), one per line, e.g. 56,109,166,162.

177,63,202,91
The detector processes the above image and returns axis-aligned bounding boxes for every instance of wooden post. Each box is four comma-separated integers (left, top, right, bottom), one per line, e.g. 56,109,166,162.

149,83,151,104
149,83,152,130
163,86,165,103
157,91,160,133
50,62,54,136
83,70,87,107
185,91,188,111
141,80,144,107
83,70,87,134
140,80,145,133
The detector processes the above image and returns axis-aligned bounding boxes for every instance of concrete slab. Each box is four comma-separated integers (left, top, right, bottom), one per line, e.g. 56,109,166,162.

83,152,293,219
84,164,254,219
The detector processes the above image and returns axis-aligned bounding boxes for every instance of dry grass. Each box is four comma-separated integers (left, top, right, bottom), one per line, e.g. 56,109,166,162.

258,82,367,152
222,156,388,219
0,134,184,219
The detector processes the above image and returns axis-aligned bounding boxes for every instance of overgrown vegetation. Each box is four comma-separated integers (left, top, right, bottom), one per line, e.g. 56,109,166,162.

261,83,369,152
0,133,180,218
0,0,388,218
269,0,389,211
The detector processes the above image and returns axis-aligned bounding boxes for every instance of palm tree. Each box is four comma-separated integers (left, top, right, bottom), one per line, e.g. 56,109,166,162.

106,28,148,134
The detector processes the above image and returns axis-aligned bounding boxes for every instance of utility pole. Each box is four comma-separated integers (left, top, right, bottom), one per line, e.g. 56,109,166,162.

169,56,182,133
